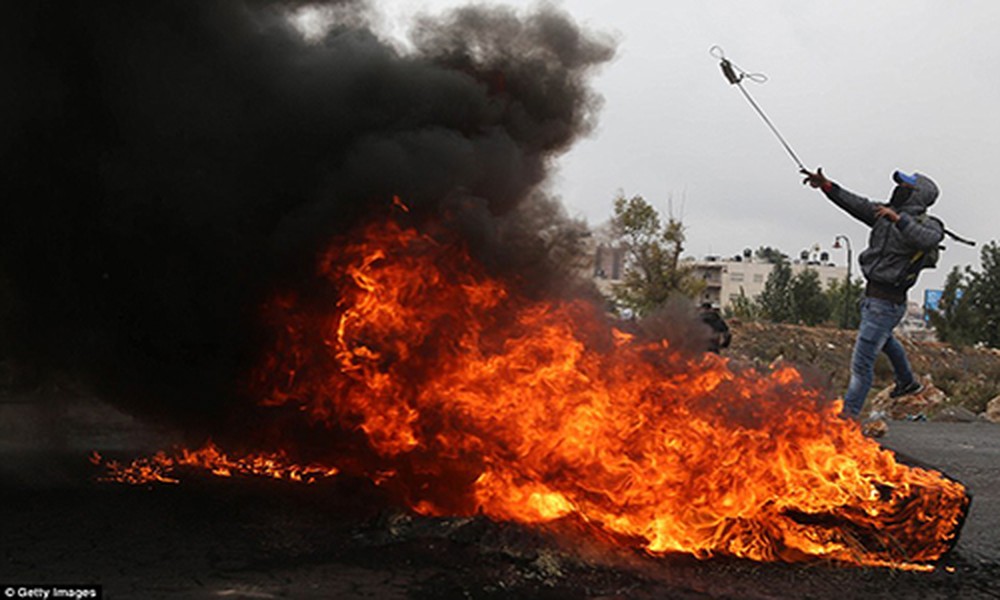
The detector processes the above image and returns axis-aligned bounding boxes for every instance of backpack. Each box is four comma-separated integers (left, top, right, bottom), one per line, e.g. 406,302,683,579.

896,212,976,287
897,215,943,288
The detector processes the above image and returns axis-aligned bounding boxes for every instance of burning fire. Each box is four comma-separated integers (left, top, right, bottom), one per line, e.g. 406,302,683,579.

97,219,968,569
91,443,338,485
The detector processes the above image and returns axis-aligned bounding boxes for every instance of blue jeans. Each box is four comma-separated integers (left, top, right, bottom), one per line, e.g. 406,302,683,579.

843,297,916,417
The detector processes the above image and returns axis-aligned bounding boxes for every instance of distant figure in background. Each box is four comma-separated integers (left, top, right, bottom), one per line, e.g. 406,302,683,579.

801,167,941,419
699,302,732,354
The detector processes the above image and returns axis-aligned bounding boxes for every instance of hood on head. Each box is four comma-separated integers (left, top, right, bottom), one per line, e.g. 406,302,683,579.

892,171,938,211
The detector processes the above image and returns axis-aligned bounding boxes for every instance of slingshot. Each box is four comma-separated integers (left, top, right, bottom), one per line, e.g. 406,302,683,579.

710,45,805,171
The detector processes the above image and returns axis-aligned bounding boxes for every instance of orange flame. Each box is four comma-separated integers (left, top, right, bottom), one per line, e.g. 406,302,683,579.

91,443,339,485
100,220,968,569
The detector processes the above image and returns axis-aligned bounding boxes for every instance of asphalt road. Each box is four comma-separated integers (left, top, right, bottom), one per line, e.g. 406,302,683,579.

879,420,1000,564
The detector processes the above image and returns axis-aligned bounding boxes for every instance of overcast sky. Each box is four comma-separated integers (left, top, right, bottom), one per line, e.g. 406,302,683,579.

387,0,999,302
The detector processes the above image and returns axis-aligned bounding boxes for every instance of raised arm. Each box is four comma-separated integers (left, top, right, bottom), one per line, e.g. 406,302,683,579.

801,167,879,226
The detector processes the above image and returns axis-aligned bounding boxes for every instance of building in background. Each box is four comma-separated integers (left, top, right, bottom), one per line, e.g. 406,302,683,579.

586,223,626,299
587,241,848,310
585,237,938,338
686,254,846,312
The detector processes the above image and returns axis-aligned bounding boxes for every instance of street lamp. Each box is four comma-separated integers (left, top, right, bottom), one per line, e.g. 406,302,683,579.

833,235,852,328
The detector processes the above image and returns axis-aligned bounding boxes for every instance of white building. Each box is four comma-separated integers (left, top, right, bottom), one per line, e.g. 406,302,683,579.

585,221,852,314
688,256,847,311
586,237,937,338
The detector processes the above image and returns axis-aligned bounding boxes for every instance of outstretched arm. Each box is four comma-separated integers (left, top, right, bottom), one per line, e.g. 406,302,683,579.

801,167,878,226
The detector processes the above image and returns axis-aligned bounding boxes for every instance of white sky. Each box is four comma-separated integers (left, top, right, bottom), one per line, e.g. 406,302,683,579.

385,0,999,301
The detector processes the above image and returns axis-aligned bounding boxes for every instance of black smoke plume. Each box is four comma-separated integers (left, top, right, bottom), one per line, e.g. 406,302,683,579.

0,1,614,430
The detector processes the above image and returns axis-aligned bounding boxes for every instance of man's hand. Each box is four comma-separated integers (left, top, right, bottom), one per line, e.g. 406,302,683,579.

874,205,901,222
800,167,830,189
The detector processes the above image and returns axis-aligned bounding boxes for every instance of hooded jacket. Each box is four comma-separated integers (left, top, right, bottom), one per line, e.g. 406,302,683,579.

824,173,944,301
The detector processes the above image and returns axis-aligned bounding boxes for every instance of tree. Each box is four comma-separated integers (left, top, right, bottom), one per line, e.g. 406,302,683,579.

727,287,758,321
609,193,704,316
930,242,1000,348
965,242,1000,347
754,246,789,264
928,266,979,346
823,276,864,329
928,242,1000,348
789,268,830,326
757,264,832,325
757,259,794,323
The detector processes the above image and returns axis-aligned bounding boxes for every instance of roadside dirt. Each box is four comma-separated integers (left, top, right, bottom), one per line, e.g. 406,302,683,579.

727,321,1000,417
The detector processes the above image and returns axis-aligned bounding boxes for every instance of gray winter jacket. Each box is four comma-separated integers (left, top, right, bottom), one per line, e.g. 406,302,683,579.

824,173,944,298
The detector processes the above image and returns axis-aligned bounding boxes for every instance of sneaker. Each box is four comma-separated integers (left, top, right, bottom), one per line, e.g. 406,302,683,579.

889,380,924,399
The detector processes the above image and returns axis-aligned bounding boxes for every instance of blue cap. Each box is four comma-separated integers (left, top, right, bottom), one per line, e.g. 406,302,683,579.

893,170,918,186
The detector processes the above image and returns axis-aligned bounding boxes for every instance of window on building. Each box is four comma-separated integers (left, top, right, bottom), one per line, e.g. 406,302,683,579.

730,273,745,282
753,274,764,283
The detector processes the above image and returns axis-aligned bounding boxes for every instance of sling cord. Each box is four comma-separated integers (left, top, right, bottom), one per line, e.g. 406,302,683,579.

710,46,805,171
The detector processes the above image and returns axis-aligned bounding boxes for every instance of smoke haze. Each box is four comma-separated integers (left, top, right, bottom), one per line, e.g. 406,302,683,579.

0,0,614,429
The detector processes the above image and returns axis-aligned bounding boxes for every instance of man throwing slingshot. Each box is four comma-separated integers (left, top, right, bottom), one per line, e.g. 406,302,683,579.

801,167,943,420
